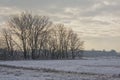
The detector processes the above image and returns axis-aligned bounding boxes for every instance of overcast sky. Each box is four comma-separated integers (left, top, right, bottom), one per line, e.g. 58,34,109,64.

0,0,120,52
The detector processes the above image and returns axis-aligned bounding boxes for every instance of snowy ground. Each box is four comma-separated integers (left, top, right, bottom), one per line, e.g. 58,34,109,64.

1,66,120,80
0,58,120,80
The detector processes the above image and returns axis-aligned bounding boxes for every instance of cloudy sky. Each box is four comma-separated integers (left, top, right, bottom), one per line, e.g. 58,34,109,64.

0,0,120,52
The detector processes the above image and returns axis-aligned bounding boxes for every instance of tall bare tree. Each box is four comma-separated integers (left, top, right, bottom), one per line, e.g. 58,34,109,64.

1,11,83,60
2,29,14,56
8,12,34,59
28,16,51,59
68,30,84,59
49,24,84,59
8,12,52,59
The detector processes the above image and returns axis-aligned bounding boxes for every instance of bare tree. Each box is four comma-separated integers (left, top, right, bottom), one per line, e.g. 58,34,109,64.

8,12,35,59
28,16,51,59
52,24,83,59
2,29,14,57
1,11,83,60
8,12,52,59
68,30,84,59
47,28,59,59
0,34,7,60
49,24,84,59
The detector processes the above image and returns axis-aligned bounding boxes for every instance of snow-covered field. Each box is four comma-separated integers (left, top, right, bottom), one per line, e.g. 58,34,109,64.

0,58,120,80
1,66,119,80
0,58,120,75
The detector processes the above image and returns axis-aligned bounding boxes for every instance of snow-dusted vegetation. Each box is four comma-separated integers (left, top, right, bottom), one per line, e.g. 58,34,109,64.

0,3,119,80
0,58,120,75
0,58,120,80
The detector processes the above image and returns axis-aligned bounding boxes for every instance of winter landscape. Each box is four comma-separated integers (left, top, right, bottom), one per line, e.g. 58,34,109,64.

0,0,120,80
0,58,120,80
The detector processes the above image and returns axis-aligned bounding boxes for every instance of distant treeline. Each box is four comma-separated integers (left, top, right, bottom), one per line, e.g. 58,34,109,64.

0,12,84,60
83,50,119,57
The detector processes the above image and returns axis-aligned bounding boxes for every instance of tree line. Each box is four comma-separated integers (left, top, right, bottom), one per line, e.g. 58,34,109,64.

0,12,84,60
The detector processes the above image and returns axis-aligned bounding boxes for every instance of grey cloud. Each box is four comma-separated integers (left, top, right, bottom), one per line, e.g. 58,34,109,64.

0,0,120,51
0,0,120,38
80,19,111,25
80,1,120,17
0,0,97,11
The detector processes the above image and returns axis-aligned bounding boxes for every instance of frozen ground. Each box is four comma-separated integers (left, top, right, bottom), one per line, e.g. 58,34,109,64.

0,58,120,80
0,65,120,80
0,58,120,75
